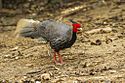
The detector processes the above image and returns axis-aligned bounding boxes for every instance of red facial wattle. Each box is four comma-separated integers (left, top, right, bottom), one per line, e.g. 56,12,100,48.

72,23,81,32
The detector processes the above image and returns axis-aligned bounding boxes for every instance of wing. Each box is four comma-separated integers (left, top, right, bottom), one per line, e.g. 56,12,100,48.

37,20,72,44
50,34,71,51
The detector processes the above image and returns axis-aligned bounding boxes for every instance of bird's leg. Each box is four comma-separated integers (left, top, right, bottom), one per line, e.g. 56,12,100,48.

57,52,64,64
53,51,58,64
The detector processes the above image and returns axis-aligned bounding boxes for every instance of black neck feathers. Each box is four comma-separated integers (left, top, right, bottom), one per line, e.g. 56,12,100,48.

64,32,77,48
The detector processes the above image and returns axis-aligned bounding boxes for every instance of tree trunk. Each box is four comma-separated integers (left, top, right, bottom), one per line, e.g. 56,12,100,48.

0,0,2,8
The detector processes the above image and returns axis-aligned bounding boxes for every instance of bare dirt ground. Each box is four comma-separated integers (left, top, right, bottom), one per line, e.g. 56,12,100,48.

0,1,125,82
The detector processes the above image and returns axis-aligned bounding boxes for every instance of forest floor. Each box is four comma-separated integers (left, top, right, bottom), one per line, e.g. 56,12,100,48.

0,1,125,82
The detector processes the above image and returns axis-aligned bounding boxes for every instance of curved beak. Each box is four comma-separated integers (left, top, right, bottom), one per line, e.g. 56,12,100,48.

77,28,83,34
78,28,82,31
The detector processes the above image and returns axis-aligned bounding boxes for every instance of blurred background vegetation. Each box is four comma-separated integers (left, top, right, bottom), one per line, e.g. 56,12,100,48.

0,0,124,28
0,0,123,15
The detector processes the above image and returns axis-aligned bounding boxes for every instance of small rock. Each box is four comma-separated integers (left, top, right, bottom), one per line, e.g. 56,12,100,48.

91,39,102,45
109,70,117,74
73,80,79,83
4,54,11,58
23,76,27,79
89,72,95,75
103,21,107,25
11,46,19,51
41,73,51,80
35,80,41,83
95,39,102,45
26,64,33,67
15,56,19,60
105,38,112,44
18,51,23,56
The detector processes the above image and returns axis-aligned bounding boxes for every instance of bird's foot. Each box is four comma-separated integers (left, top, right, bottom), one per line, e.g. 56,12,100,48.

59,60,64,65
55,62,65,65
53,51,65,65
53,60,64,65
53,59,58,64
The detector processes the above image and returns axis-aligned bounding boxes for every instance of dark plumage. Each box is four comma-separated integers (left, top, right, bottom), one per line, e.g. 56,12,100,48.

37,20,73,52
19,27,40,38
36,19,81,64
15,19,81,64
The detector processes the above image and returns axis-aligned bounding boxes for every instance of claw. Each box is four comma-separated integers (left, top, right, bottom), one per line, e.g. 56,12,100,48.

57,52,64,64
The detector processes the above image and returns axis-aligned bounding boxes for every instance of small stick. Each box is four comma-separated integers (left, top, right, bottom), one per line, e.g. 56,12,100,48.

85,27,112,34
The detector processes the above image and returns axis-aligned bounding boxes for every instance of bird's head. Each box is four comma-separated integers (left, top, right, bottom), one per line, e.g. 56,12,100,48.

68,19,82,33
